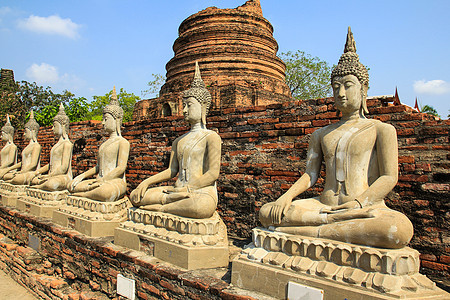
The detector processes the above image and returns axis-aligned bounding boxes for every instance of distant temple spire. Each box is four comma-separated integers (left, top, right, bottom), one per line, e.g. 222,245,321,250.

414,98,421,112
393,87,401,106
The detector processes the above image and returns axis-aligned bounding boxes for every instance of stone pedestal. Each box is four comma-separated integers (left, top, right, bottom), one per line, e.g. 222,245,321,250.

0,182,26,207
16,187,68,218
231,228,448,300
115,208,229,270
53,195,131,237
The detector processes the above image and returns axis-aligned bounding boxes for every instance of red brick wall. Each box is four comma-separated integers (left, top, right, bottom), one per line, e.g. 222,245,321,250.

2,97,449,281
0,208,253,300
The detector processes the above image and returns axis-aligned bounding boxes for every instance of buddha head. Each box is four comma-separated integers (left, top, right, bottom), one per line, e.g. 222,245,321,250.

102,86,124,136
24,110,39,142
1,114,14,142
182,62,212,126
53,103,70,139
331,27,369,117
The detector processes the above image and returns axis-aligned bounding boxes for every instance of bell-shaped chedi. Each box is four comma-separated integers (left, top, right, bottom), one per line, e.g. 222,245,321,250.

134,0,292,119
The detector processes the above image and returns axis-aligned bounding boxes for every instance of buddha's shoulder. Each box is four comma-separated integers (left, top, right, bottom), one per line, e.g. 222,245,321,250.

204,129,221,140
106,136,130,145
59,139,73,147
25,142,41,150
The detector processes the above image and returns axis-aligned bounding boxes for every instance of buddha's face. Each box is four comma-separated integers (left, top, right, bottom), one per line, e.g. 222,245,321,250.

1,130,9,142
53,122,63,137
332,74,362,114
182,96,202,124
102,113,116,134
24,128,33,140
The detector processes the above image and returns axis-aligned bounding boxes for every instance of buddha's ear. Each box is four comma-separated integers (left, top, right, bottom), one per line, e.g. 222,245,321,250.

201,105,207,126
116,119,122,136
361,85,369,115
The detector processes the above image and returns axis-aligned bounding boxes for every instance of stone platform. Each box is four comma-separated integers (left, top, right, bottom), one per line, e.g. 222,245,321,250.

114,208,229,270
53,195,131,237
16,187,68,218
0,182,27,207
231,228,448,299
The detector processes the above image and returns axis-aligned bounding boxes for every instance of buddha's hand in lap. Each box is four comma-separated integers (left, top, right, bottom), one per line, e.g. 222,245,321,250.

320,200,361,214
163,186,190,203
130,182,150,205
269,194,292,225
87,179,102,190
69,176,83,191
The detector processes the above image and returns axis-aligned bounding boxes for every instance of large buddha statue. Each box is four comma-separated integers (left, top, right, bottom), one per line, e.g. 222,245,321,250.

31,104,73,191
3,111,41,185
130,62,222,219
0,115,18,179
259,28,413,249
67,87,130,202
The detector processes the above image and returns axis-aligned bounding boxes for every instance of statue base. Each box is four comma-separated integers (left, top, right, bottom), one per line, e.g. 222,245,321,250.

231,228,448,300
16,187,68,218
114,208,229,270
0,182,27,207
52,195,131,237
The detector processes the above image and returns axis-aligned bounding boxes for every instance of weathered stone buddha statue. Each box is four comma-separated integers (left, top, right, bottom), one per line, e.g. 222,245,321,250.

31,104,73,191
0,115,18,179
130,62,222,219
16,104,73,217
259,28,413,249
53,87,130,237
3,111,41,185
115,63,228,270
67,87,130,202
232,28,446,299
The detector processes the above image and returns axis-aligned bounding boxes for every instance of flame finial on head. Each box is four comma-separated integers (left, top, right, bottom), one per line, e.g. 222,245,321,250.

344,26,357,53
331,27,369,87
191,62,206,89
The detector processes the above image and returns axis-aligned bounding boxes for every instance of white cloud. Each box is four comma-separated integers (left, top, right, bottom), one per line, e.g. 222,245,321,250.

26,63,86,93
26,63,60,84
413,79,450,95
0,7,12,15
18,14,80,39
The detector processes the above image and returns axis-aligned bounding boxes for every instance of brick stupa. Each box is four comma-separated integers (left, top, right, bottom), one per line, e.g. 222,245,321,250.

133,0,292,119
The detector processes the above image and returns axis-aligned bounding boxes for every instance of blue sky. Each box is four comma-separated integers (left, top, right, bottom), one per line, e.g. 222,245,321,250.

0,0,449,118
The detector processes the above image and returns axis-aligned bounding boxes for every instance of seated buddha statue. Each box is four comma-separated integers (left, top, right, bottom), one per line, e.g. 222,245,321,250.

0,115,18,179
31,104,73,191
259,27,413,249
3,111,41,185
67,87,130,202
130,62,222,219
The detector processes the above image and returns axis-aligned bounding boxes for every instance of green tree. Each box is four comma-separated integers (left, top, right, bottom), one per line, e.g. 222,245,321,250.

89,88,140,122
0,81,74,128
141,73,165,98
66,96,89,122
280,50,332,99
421,104,440,118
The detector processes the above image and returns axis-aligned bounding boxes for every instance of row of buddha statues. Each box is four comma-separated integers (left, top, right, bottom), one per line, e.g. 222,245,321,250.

1,28,444,298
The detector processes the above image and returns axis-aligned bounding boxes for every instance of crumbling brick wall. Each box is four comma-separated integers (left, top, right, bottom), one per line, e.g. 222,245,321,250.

2,97,448,281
